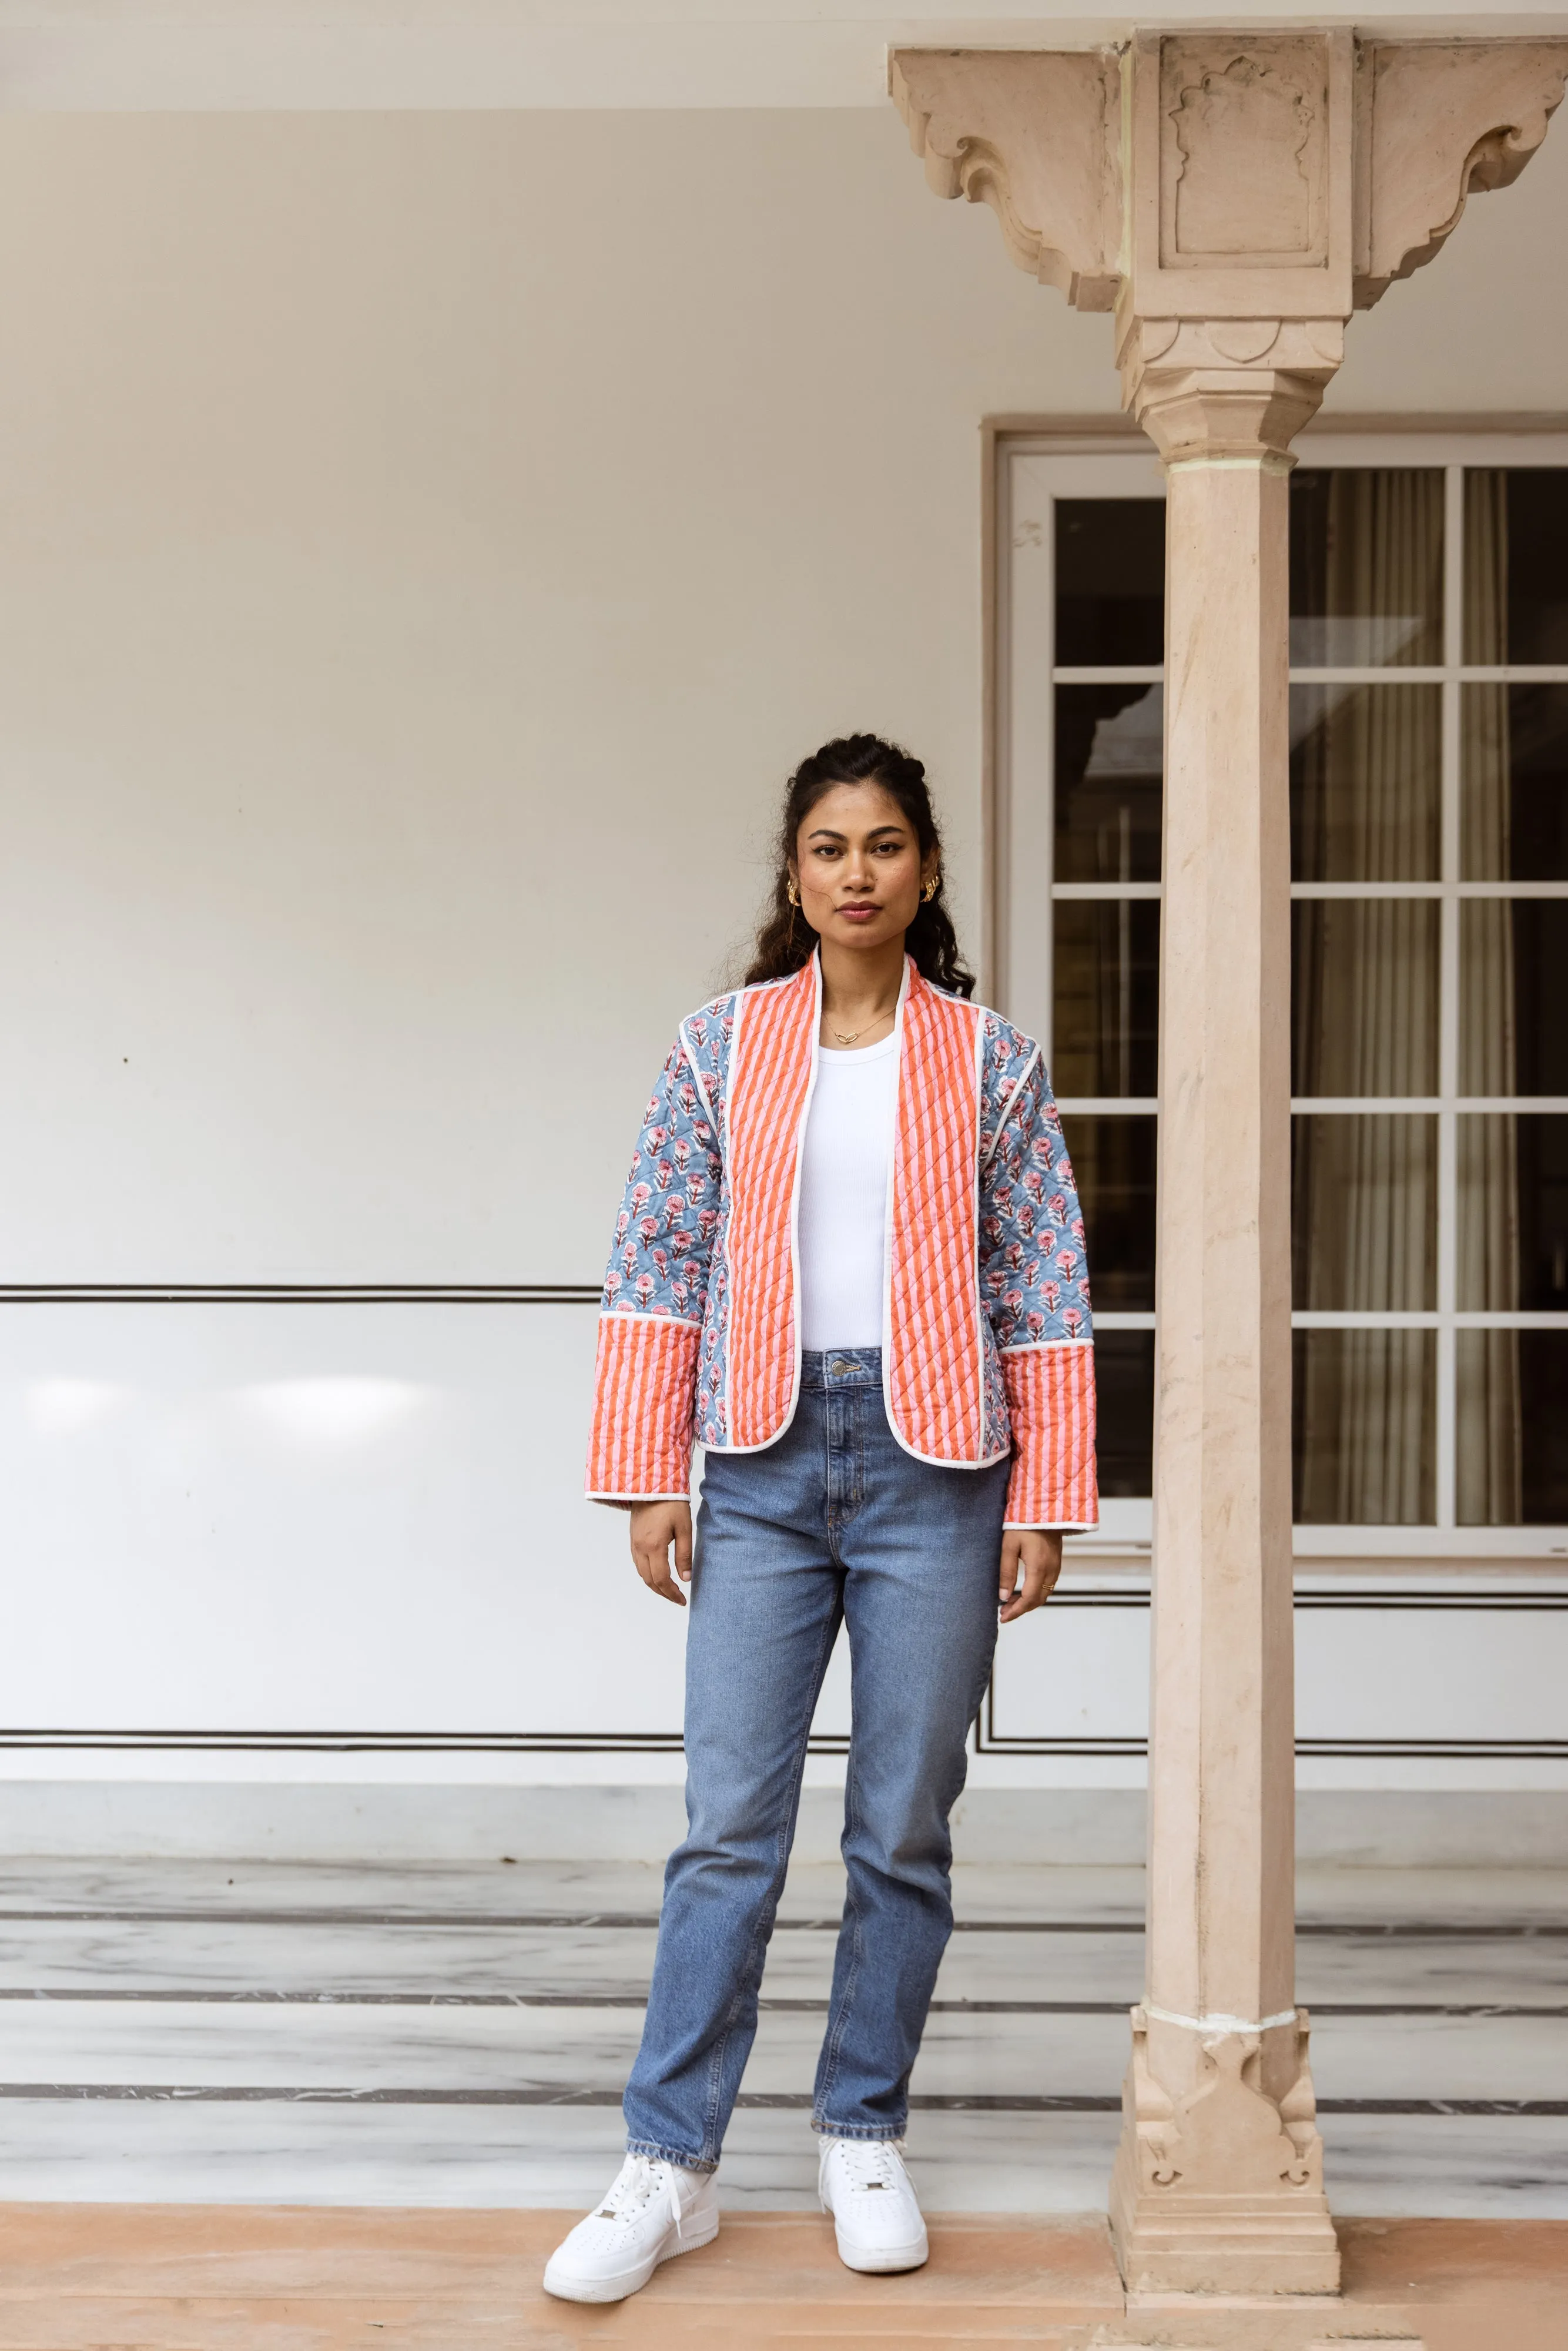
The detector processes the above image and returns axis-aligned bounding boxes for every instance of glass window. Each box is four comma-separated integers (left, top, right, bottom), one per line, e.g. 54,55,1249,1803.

1294,1329,1436,1524
1457,1332,1568,1525
1064,1115,1157,1311
1291,685,1441,882
1053,902,1161,1099
1007,443,1568,1538
1289,469,1443,667
1465,468,1568,665
1458,1115,1568,1311
1460,901,1568,1097
1292,902,1439,1097
1461,684,1568,882
1054,685,1163,883
1055,498,1165,667
1093,1332,1155,1499
1292,1116,1437,1311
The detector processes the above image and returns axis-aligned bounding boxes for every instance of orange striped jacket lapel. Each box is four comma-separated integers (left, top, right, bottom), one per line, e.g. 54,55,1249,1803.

887,966,985,1463
724,959,817,1449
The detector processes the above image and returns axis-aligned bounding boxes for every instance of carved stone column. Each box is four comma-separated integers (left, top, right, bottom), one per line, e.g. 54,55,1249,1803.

893,27,1568,2308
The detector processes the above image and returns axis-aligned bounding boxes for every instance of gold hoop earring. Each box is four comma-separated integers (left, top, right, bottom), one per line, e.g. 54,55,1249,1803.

786,877,799,907
922,875,940,903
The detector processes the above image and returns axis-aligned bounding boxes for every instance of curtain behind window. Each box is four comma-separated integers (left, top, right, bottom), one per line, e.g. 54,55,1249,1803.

1457,473,1523,1523
1292,471,1443,1521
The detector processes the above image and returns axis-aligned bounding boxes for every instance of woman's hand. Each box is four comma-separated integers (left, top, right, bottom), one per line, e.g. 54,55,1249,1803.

629,1501,693,1606
999,1530,1063,1624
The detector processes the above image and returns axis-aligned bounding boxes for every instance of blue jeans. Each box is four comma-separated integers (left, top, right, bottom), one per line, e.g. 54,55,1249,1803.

623,1347,1010,2168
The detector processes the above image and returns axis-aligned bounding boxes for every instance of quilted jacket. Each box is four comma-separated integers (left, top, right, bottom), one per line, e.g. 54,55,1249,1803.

585,953,1098,1529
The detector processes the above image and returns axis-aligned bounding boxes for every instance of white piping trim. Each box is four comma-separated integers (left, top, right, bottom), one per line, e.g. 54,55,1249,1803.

587,1491,692,1504
883,1439,1011,1469
983,1039,1041,1171
1143,2003,1299,2035
999,1336,1095,1354
1004,1521,1097,1532
599,1308,703,1331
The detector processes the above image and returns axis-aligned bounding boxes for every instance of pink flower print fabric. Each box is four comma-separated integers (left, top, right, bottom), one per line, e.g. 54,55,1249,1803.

599,994,736,1447
978,1031,1092,1357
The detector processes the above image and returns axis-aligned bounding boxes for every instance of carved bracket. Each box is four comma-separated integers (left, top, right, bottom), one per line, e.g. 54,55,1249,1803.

1123,2001,1326,2202
1355,40,1568,305
889,48,1121,310
891,36,1568,335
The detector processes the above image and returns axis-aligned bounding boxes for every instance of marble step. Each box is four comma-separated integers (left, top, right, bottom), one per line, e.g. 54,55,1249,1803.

0,1860,1151,1925
0,1999,1126,2097
2,1920,1561,2007
2,1995,1564,2104
6,1857,1564,1930
0,1920,1150,2004
1,2097,1565,2220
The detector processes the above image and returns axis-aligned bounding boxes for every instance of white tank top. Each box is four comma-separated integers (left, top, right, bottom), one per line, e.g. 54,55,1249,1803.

796,1032,897,1351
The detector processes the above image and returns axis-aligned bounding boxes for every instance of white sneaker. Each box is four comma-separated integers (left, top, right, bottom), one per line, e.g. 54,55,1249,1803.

818,2135,929,2273
542,2152,719,2303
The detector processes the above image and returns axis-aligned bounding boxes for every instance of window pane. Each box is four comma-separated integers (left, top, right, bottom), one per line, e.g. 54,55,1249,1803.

1458,1115,1568,1311
1293,1331,1435,1524
1292,902,1439,1096
1465,469,1568,666
1461,684,1568,880
1292,1116,1436,1310
1054,499,1165,667
1289,469,1443,667
1054,685,1162,882
1457,1331,1568,1525
1460,901,1568,1096
1094,1331,1154,1498
1053,902,1160,1097
1290,685,1440,881
1062,1115,1157,1310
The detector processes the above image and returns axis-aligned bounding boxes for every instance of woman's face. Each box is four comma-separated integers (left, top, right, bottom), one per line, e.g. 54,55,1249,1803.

790,781,934,960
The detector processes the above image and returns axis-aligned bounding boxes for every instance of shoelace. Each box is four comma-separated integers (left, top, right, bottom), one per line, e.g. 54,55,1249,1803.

830,2139,904,2195
597,2154,689,2240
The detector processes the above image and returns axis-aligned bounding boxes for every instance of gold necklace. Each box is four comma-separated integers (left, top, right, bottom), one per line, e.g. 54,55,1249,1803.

828,1007,896,1047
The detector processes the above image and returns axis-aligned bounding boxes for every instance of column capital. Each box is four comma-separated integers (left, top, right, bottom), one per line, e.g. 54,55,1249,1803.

1118,313,1344,468
892,31,1568,460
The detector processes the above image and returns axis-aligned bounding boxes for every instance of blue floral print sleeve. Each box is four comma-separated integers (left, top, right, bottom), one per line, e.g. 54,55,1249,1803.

978,1032,1092,1350
599,1007,730,1326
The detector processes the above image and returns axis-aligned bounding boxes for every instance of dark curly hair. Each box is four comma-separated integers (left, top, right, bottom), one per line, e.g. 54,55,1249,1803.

744,734,974,999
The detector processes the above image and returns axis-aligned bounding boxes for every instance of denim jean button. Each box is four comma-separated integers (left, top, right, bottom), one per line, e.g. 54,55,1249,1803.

829,1357,857,1376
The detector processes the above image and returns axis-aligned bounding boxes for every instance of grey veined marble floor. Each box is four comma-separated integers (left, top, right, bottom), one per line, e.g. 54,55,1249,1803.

0,1854,1564,2217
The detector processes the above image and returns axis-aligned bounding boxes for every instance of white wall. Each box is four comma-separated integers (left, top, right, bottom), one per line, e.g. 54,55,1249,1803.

2,109,1566,1833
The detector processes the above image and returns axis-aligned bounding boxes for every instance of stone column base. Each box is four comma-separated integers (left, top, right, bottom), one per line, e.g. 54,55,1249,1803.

1108,2007,1341,2297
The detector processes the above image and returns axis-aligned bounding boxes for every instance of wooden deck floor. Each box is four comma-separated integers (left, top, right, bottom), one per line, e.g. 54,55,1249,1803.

0,2205,1564,2351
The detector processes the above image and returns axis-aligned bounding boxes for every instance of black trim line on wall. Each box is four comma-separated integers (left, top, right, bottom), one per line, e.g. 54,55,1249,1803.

0,1284,602,1305
1,1729,1563,1757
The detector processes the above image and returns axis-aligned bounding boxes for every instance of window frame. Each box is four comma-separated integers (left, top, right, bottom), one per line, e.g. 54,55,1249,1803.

993,422,1568,1565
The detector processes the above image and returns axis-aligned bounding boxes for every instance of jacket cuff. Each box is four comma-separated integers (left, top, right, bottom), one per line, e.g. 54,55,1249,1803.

1002,1341,1099,1529
585,1312,701,1500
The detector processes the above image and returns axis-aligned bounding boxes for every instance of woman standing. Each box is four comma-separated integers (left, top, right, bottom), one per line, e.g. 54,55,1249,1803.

544,735,1097,2305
